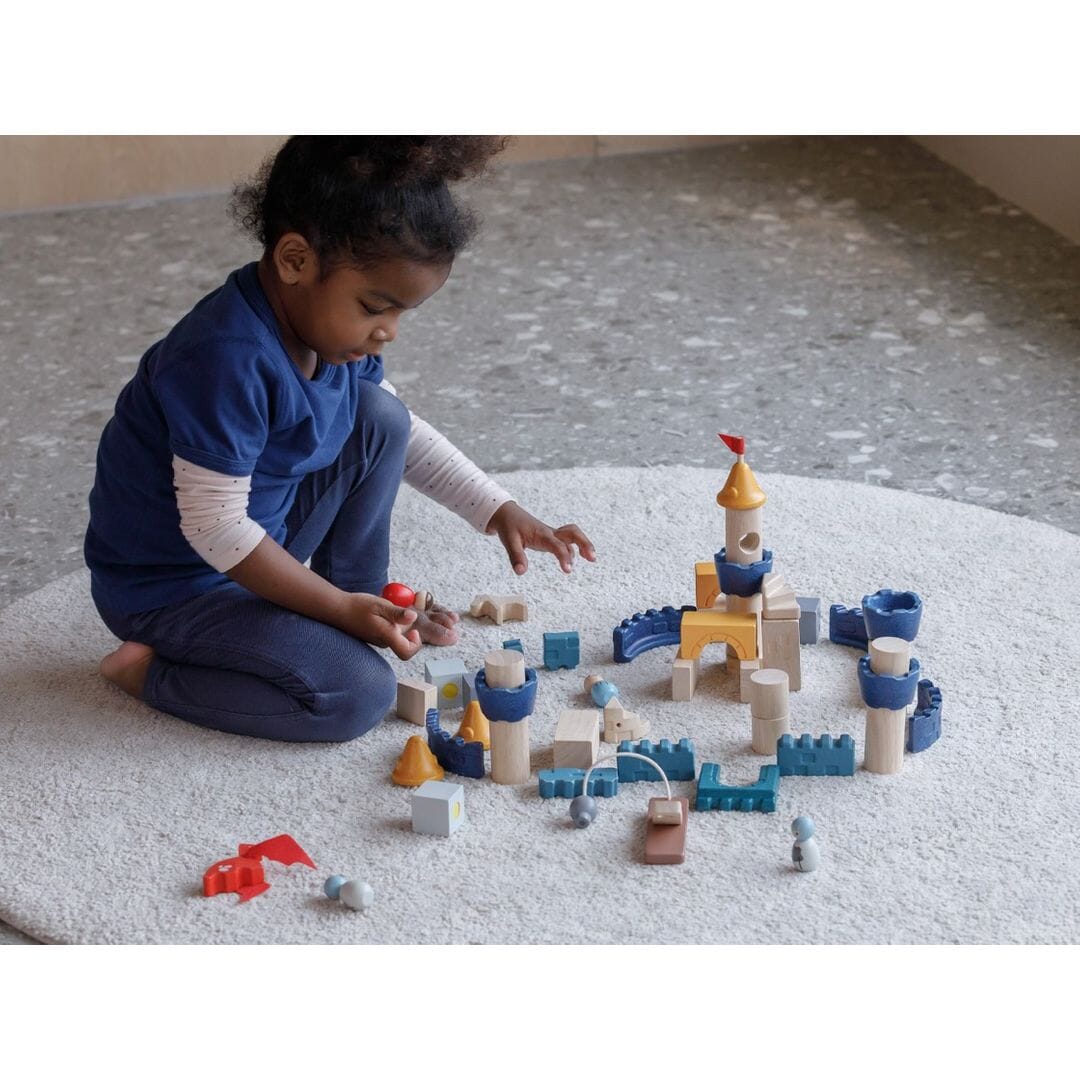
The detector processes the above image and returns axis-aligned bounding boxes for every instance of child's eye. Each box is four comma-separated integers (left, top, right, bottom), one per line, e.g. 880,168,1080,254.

360,301,387,316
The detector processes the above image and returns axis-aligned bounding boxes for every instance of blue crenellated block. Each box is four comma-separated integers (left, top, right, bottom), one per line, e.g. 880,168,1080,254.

714,547,774,598
473,667,538,723
502,638,524,654
858,654,921,710
425,708,485,779
543,631,580,671
862,589,923,642
613,605,696,663
777,733,855,776
538,768,619,799
616,738,696,782
695,762,779,812
907,679,943,753
829,604,868,649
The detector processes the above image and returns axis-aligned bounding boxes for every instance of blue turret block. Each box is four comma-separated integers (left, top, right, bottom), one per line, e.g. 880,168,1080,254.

714,548,774,598
777,733,855,776
796,596,821,645
858,654,921,710
473,667,538,723
543,631,580,671
616,738,696,782
907,679,943,753
862,589,923,642
612,605,696,663
695,762,779,812
425,708,485,779
538,768,619,799
829,604,868,649
502,638,524,654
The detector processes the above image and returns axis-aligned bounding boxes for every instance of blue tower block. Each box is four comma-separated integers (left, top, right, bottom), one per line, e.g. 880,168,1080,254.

907,679,943,753
714,547,773,598
695,762,779,812
862,589,923,642
858,654,921,709
472,667,538,722
425,708,485,779
616,738,696,782
538,768,619,799
776,734,855,777
612,605,696,663
829,604,868,649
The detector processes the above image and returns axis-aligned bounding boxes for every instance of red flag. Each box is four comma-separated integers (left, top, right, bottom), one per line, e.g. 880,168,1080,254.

718,433,745,456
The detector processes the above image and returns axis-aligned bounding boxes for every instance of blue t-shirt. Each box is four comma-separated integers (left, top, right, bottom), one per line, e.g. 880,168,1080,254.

84,262,384,614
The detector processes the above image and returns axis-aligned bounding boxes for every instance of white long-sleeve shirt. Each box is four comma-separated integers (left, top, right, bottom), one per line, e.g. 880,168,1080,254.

174,380,514,573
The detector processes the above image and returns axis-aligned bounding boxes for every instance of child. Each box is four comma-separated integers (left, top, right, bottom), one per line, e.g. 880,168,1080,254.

85,136,596,743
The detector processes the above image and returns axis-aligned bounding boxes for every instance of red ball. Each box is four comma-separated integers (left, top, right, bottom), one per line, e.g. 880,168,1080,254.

381,582,416,607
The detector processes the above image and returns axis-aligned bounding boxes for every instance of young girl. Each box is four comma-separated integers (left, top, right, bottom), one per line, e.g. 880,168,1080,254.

85,136,595,743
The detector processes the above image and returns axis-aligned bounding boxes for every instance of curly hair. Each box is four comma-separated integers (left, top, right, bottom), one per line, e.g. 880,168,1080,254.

230,136,512,273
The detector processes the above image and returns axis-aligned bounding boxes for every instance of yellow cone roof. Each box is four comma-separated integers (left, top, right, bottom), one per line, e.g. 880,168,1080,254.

716,459,766,510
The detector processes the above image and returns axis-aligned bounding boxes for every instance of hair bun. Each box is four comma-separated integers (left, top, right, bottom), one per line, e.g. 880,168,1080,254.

313,135,510,187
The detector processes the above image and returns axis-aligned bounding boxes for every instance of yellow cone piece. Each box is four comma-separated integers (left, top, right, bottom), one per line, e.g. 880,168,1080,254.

456,700,491,750
391,735,445,786
716,459,766,510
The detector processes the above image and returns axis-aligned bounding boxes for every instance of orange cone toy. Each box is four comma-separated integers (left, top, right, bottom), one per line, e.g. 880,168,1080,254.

392,735,444,786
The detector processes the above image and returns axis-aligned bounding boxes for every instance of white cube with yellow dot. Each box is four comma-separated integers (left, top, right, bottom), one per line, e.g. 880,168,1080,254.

424,658,468,710
411,780,466,837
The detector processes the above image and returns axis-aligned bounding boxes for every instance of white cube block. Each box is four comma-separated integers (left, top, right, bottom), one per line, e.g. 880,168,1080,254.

554,709,600,770
411,780,465,836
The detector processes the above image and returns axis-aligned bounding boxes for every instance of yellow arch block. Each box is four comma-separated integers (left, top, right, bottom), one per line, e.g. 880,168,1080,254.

679,610,758,661
695,561,721,609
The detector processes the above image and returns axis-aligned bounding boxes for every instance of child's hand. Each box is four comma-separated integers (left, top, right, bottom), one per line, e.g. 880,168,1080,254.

486,501,597,575
337,593,422,660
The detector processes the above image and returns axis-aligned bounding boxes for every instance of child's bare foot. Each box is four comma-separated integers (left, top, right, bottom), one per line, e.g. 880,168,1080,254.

99,641,155,699
415,603,460,646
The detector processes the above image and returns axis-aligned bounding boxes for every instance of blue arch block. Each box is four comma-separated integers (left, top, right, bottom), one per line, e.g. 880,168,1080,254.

858,655,921,710
695,762,779,812
714,548,773,597
613,605,696,663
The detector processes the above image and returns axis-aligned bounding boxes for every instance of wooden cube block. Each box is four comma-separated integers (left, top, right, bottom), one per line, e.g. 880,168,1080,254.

761,618,801,692
396,678,438,725
554,709,600,770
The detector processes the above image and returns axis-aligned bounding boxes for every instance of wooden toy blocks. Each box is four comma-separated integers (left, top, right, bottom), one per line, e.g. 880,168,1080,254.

543,631,580,671
644,797,689,865
469,594,528,625
423,658,468,710
396,678,438,725
554,709,600,770
602,697,649,743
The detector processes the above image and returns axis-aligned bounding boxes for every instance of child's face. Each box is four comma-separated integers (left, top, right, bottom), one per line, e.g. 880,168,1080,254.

269,235,451,365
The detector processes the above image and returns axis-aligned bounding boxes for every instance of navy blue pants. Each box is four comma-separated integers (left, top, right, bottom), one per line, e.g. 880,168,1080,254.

95,381,411,743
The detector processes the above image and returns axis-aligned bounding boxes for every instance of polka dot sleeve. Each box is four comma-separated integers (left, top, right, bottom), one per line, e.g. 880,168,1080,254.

381,379,514,532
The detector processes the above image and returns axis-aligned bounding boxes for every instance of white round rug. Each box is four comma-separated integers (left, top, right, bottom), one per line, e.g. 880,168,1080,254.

1,467,1077,944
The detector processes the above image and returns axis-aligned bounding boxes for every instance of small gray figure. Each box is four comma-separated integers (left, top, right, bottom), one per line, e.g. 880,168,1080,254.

791,815,820,872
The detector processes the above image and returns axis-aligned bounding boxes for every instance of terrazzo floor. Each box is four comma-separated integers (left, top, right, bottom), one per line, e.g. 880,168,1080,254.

1,135,1078,944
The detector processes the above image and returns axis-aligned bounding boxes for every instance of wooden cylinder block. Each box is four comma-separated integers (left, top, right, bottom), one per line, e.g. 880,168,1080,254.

864,708,906,774
752,713,791,756
484,649,526,689
724,508,763,565
750,668,789,720
869,636,911,677
490,717,531,784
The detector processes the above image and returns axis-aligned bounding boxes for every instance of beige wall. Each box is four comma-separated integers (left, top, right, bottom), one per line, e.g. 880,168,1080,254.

0,136,762,213
914,136,1080,245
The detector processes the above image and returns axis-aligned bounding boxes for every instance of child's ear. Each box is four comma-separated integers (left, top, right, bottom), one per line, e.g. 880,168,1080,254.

273,233,314,285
